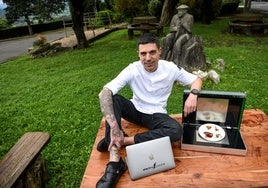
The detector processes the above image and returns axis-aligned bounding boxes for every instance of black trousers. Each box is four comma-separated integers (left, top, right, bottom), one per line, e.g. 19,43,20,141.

104,94,183,145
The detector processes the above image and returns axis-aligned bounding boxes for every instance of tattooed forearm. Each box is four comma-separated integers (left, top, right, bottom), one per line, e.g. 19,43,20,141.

99,88,124,151
99,88,117,127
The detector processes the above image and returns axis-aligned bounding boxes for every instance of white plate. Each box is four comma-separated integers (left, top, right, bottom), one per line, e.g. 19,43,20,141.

198,123,226,142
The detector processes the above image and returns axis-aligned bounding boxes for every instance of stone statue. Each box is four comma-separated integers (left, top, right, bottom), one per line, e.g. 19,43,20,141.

161,5,207,72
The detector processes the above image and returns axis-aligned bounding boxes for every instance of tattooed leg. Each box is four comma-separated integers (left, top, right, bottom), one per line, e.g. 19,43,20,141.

109,145,120,162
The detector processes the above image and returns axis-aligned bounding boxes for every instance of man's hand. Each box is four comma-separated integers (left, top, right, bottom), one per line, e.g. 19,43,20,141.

183,93,198,117
109,126,124,151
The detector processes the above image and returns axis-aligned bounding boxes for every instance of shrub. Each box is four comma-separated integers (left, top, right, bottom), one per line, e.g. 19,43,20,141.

0,18,10,30
96,11,112,26
110,12,125,24
33,35,47,47
114,0,145,20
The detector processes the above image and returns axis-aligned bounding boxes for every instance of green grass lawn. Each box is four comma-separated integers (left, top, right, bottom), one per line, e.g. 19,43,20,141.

0,17,267,187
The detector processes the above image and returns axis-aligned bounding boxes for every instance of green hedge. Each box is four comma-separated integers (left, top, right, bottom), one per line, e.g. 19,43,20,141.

0,20,68,40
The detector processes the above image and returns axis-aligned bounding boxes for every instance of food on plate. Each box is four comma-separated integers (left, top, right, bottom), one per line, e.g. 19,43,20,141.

204,132,213,138
198,123,226,142
206,125,212,130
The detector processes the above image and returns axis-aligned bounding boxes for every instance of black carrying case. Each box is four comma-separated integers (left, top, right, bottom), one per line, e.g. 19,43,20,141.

181,90,247,156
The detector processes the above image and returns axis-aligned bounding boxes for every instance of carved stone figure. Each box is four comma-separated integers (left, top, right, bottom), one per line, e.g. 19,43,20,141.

161,5,207,71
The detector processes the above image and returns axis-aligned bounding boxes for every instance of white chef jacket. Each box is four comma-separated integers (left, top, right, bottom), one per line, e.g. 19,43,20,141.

104,60,197,114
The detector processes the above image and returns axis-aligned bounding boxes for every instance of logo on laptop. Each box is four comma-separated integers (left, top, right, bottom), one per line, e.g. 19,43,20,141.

143,156,166,172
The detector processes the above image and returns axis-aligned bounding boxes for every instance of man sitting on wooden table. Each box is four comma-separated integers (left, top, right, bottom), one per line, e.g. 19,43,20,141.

96,32,202,188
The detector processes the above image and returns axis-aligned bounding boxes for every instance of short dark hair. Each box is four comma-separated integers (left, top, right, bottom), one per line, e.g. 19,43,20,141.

137,32,160,49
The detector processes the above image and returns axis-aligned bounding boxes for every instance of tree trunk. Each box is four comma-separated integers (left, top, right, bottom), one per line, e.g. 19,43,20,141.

244,0,252,12
25,16,33,35
160,0,178,26
201,0,212,24
69,0,88,49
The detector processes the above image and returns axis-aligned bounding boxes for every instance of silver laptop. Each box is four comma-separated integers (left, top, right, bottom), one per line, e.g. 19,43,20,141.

125,136,175,180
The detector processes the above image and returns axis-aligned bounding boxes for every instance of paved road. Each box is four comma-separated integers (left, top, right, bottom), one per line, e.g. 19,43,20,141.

0,28,74,64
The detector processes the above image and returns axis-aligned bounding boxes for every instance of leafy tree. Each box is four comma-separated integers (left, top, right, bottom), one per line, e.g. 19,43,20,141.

3,0,66,35
102,0,115,11
114,0,145,19
83,0,99,13
33,0,67,23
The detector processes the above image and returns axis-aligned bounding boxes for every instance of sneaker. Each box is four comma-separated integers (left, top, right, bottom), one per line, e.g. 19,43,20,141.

96,158,127,188
97,132,128,152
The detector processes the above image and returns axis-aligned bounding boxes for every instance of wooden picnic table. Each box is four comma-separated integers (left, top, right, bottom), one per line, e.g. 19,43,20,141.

133,16,157,25
229,13,268,35
127,16,163,39
80,109,268,187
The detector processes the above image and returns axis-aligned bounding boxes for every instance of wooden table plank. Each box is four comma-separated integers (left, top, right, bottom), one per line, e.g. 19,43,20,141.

80,109,268,188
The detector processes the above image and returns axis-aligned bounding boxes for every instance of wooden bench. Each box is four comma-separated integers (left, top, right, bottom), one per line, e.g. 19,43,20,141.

80,109,268,187
0,132,50,188
127,23,163,39
229,19,268,35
